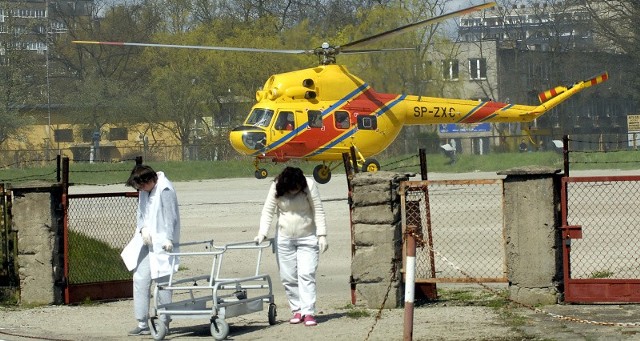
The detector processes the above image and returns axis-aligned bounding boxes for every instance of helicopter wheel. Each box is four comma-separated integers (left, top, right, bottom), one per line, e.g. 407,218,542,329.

361,159,381,173
255,168,268,179
313,164,332,184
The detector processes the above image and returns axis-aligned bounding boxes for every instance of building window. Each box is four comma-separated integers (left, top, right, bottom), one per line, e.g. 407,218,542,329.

81,129,93,142
442,59,459,80
54,129,73,142
469,58,487,80
109,127,128,140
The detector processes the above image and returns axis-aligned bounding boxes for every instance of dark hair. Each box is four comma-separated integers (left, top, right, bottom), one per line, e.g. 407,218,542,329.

274,166,308,198
126,164,158,188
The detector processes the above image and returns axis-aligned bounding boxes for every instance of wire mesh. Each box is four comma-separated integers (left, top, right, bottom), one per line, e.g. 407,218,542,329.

565,177,640,279
0,184,16,285
67,193,138,284
402,180,506,282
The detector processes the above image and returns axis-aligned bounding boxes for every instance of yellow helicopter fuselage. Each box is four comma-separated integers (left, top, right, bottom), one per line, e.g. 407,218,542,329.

229,64,607,163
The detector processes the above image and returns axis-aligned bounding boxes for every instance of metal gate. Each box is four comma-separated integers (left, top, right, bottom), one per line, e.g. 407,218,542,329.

401,179,507,286
0,184,18,299
561,175,640,303
64,192,139,304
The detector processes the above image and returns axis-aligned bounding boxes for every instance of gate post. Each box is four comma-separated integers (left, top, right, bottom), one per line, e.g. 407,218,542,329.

351,171,409,308
499,167,563,305
10,182,65,305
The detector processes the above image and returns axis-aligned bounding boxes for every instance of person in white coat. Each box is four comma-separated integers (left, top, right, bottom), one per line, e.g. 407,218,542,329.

123,164,181,336
254,166,328,327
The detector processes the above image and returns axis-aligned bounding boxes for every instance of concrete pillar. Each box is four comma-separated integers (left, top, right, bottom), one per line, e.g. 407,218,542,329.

498,167,563,305
11,183,64,305
351,171,409,308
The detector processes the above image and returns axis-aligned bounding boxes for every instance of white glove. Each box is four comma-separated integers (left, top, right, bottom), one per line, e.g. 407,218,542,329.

254,234,266,245
162,240,173,252
318,236,328,253
141,227,152,246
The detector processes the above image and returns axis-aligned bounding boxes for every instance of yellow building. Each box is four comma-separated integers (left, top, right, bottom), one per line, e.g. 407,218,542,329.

2,105,183,166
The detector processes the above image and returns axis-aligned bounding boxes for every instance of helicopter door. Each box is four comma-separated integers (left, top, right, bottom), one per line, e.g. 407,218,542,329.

271,111,296,142
274,111,295,131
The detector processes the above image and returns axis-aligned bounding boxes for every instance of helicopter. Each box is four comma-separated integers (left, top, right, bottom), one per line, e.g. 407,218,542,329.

73,1,608,184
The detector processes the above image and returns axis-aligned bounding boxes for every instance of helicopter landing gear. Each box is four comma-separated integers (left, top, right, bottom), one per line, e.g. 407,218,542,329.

313,164,332,184
361,158,380,173
253,159,268,179
255,169,268,179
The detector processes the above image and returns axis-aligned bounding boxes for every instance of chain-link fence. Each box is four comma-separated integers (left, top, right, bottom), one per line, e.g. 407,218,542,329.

402,179,506,283
66,193,138,284
0,184,18,294
564,176,640,279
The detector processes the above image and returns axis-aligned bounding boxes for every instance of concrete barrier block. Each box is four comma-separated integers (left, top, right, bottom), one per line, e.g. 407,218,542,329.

352,245,400,283
353,223,400,246
355,282,402,309
352,204,399,225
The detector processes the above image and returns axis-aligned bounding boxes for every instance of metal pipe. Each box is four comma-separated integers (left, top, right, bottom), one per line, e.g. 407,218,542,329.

403,226,416,341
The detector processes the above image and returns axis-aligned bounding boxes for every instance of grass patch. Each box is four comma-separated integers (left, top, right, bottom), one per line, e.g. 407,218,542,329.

435,287,510,308
3,150,638,186
339,303,372,318
589,270,614,278
498,307,529,328
68,230,131,284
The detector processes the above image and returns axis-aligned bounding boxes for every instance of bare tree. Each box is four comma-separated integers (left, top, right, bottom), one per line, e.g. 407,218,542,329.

584,0,640,101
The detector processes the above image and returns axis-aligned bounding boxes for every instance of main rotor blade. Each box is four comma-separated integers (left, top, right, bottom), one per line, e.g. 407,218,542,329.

340,47,415,55
339,1,496,51
72,40,311,55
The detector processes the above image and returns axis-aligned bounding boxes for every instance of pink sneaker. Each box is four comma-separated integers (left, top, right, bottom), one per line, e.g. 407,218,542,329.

303,315,317,326
289,312,302,324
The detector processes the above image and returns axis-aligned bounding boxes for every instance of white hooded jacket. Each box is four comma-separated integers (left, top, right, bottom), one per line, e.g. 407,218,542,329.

259,177,327,239
129,171,181,279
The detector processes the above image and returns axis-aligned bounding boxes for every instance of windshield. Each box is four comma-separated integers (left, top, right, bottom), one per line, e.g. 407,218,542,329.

246,108,274,127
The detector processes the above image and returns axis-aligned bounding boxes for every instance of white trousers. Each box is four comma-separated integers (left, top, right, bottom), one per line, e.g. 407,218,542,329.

277,234,319,316
133,246,171,325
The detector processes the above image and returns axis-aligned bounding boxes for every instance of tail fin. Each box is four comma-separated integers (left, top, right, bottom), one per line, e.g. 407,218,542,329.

583,72,609,88
537,72,608,104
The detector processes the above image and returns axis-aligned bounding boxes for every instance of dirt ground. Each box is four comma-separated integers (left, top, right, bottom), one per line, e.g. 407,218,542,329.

2,171,640,341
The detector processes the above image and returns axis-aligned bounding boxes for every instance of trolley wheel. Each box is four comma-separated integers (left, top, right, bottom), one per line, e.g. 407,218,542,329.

211,317,229,340
268,303,277,325
313,164,331,184
361,158,381,173
149,317,168,341
255,168,268,179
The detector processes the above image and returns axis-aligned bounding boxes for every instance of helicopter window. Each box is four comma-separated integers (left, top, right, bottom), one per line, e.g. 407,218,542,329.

335,111,350,129
275,111,295,130
356,115,377,130
246,108,274,127
308,110,323,128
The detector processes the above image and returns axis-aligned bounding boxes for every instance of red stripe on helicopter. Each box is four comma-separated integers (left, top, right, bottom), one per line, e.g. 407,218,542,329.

459,101,509,123
586,72,608,87
538,86,566,103
262,87,379,159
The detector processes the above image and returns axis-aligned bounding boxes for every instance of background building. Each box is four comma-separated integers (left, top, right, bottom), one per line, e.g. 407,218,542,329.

455,1,638,152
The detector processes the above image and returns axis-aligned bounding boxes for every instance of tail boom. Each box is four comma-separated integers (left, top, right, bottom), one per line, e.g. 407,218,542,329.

400,71,608,125
531,72,609,118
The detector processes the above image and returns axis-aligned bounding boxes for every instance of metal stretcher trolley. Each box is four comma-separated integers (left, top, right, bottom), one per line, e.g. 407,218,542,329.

149,239,277,340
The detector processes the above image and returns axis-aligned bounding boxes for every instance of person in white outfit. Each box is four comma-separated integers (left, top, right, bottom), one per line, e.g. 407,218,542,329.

254,166,328,327
122,164,181,336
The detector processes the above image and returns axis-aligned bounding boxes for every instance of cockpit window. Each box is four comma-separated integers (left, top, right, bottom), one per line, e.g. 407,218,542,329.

246,108,274,127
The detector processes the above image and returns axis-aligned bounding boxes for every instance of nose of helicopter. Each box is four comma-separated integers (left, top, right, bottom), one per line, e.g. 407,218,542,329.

229,126,267,155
